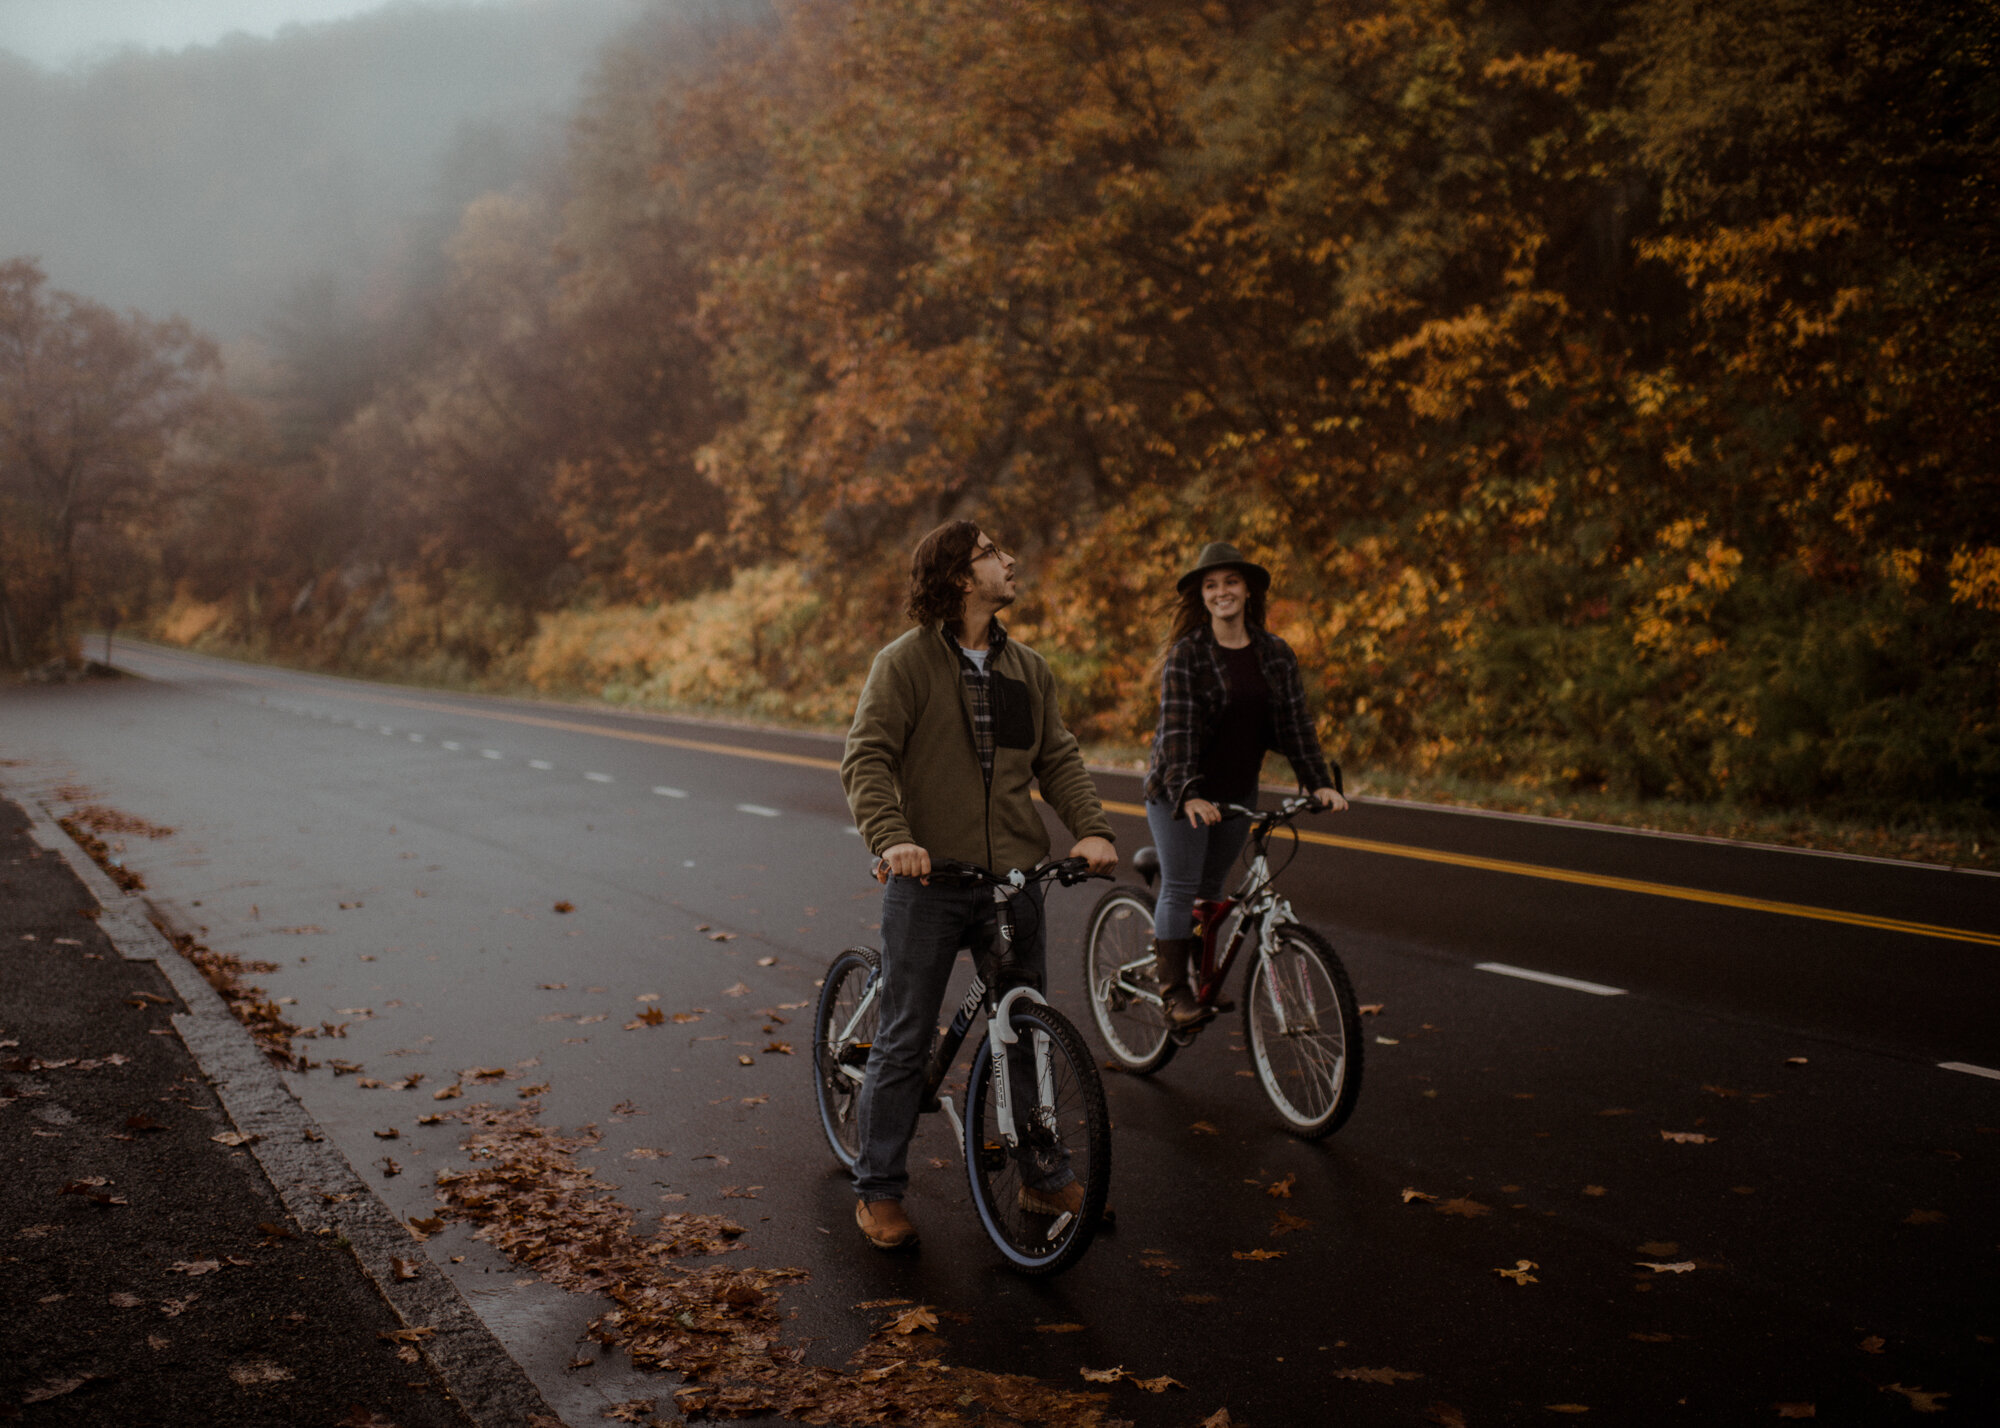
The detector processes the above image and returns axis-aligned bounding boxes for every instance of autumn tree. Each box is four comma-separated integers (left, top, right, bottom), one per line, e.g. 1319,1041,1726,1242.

0,258,223,666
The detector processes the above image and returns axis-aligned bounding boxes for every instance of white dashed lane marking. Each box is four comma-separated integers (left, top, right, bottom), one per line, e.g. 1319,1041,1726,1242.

1476,962,1627,997
529,760,553,770
653,787,687,798
585,772,614,783
1939,1061,2000,1081
737,804,782,818
442,741,461,751
481,749,503,760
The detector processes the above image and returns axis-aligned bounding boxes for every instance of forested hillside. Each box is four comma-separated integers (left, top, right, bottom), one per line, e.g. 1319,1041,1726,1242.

6,0,1995,833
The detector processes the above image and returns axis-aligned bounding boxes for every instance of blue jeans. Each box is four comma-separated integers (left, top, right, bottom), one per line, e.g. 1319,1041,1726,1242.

853,875,1070,1202
1146,797,1253,940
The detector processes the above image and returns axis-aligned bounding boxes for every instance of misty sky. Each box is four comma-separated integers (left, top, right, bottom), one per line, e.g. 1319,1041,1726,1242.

0,0,507,67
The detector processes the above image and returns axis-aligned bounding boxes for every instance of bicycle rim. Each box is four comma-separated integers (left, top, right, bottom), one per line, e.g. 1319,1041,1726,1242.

813,947,879,1170
963,1004,1110,1274
1245,926,1363,1138
1082,886,1175,1073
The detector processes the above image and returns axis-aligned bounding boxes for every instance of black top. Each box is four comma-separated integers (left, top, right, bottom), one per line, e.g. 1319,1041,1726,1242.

1196,641,1270,805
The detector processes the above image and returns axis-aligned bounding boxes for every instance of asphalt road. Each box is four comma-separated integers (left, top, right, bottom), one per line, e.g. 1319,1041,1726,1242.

3,639,1995,1426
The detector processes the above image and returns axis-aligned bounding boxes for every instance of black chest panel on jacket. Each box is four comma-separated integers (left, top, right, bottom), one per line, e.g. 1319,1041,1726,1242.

989,670,1036,750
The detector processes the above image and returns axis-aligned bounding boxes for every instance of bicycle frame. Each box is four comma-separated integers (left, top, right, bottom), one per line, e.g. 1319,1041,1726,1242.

840,872,1061,1163
1102,799,1310,1024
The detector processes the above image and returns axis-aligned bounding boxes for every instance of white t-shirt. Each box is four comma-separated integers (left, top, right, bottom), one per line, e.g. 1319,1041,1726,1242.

960,645,989,672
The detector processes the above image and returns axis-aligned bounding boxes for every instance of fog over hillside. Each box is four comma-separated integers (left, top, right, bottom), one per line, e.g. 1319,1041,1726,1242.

0,0,642,340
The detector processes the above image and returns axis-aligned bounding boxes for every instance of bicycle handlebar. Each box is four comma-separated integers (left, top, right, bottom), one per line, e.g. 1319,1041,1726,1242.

872,854,1109,890
1214,793,1324,826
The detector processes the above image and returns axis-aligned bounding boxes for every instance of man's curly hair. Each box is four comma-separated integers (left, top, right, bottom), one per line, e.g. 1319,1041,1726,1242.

907,519,983,627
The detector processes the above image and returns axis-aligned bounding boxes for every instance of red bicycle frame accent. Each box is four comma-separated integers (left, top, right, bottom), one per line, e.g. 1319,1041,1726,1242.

1191,897,1244,1004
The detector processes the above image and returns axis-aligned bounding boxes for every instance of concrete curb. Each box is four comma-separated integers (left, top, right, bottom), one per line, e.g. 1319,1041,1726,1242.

12,785,564,1428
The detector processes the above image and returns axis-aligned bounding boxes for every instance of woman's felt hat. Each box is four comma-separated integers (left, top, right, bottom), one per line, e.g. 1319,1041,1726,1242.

1177,541,1271,596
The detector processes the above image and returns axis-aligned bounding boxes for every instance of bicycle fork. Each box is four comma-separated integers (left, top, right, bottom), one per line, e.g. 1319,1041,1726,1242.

931,975,1053,1160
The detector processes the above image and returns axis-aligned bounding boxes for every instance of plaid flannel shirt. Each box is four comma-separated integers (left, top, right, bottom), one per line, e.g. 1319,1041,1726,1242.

1143,627,1338,811
947,622,1001,785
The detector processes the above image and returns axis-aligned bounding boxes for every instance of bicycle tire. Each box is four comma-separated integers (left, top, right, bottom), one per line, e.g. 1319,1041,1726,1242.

813,947,881,1170
963,1001,1111,1274
1081,884,1177,1074
1243,924,1363,1139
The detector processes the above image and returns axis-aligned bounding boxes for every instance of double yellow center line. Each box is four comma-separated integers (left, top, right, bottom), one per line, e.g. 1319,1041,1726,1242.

133,647,2000,949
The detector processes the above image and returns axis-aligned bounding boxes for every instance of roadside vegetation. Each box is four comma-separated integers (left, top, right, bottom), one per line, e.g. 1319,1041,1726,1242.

5,0,1995,864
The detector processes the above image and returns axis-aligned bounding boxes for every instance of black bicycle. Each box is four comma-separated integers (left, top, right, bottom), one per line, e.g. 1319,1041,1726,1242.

1081,796,1364,1138
813,856,1112,1274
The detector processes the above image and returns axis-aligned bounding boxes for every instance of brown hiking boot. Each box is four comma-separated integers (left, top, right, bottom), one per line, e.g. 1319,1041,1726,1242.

855,1197,919,1250
1018,1180,1086,1217
1152,937,1208,1027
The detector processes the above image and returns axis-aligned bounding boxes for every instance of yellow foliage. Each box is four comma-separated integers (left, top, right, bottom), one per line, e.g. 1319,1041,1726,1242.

1947,547,2000,612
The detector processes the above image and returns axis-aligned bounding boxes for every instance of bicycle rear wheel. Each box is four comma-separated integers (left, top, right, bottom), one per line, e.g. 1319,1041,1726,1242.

1243,925,1363,1138
963,1001,1110,1274
813,947,880,1169
1081,885,1176,1074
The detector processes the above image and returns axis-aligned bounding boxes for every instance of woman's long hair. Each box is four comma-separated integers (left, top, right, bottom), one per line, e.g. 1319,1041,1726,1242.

1149,571,1268,679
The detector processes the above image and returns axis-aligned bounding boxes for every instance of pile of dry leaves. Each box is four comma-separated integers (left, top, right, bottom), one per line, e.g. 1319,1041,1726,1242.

434,1104,1133,1426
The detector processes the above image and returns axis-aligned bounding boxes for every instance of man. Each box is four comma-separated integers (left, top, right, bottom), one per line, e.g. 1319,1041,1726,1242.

841,519,1118,1250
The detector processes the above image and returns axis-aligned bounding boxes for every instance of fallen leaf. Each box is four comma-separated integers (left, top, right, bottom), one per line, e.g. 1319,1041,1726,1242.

1636,1261,1696,1274
1081,1367,1129,1383
763,1041,793,1055
432,1083,463,1101
517,1083,550,1099
756,956,777,966
227,1360,293,1385
1903,1209,1946,1225
1335,1367,1422,1384
1436,1198,1489,1218
1401,1187,1438,1204
1233,1249,1286,1261
1134,1375,1185,1393
408,1216,444,1240
603,1401,657,1423
1202,1412,1237,1428
1426,1404,1469,1428
1659,1131,1715,1144
109,1291,145,1307
552,901,574,914
887,1306,938,1335
539,982,567,990
23,1375,93,1403
160,1294,199,1317
636,1008,666,1027
1774,1405,1817,1419
1582,1185,1607,1197
1495,1260,1538,1285
211,1130,260,1147
1785,1056,1808,1065
737,1055,754,1066
1035,1323,1086,1333
170,1259,221,1276
1272,1210,1312,1236
378,1157,401,1177
1191,1121,1219,1135
374,1127,400,1140
1267,1173,1296,1198
1358,1003,1384,1015
1859,1335,1885,1354
723,982,751,996
1375,1036,1399,1045
1880,1384,1948,1413
391,1257,419,1281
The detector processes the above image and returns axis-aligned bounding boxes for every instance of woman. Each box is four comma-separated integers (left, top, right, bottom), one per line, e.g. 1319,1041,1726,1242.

1142,542,1347,1026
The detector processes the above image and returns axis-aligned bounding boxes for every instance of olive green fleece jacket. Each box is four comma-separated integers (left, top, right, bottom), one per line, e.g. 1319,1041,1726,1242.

842,624,1114,874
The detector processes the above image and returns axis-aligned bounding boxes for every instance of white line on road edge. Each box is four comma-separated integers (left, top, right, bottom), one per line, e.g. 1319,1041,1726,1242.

653,786,687,798
528,760,553,770
1939,1061,2000,1081
1476,962,1628,997
737,804,782,818
585,772,614,783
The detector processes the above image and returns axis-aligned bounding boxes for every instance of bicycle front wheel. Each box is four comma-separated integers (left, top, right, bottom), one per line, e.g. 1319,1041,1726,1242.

813,947,880,1170
963,1002,1111,1275
1243,925,1363,1138
1081,884,1176,1074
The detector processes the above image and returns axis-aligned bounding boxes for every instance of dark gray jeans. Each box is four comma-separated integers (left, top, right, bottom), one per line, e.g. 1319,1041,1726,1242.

1145,797,1253,940
853,874,1070,1203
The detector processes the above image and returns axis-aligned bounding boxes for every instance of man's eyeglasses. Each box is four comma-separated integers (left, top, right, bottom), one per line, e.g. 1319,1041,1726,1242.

970,540,1007,565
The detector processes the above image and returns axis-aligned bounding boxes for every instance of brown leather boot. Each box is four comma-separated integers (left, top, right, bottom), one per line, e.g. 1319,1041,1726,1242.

855,1197,919,1250
1152,936,1207,1027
